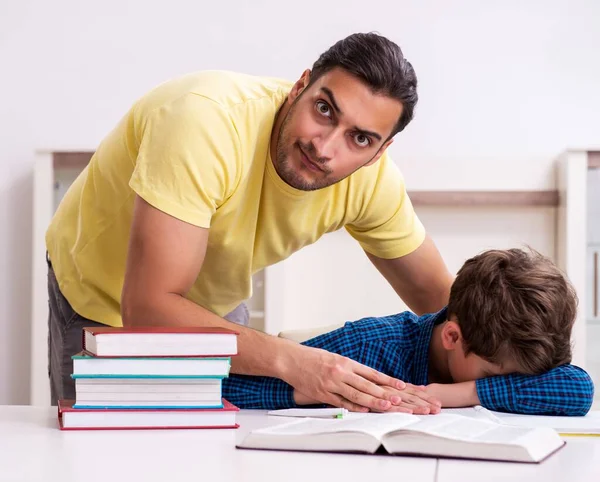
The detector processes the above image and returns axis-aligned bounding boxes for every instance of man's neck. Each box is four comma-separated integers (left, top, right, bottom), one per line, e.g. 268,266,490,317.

428,323,452,383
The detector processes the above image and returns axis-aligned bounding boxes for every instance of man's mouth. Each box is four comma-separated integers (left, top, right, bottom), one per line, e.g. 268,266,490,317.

298,145,324,173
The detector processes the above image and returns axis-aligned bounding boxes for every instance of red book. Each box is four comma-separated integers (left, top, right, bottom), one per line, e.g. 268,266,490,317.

57,399,239,430
82,326,239,357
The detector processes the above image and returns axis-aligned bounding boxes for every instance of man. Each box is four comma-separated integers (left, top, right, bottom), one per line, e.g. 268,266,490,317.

46,32,454,411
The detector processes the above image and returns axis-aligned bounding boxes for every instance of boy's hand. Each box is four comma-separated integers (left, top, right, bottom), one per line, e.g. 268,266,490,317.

373,384,442,414
426,381,480,408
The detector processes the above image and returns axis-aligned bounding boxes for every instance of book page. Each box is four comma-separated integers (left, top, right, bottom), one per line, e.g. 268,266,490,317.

254,413,418,440
397,414,533,444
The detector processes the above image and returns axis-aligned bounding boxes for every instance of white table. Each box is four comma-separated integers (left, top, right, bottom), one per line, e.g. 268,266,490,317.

0,406,598,482
0,406,436,482
438,436,600,482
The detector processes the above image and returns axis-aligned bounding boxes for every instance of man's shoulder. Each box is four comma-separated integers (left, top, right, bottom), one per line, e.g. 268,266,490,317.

197,70,293,105
141,70,293,111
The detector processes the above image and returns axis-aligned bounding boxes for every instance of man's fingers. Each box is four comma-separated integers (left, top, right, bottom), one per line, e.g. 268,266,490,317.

326,394,369,413
353,361,406,389
336,379,393,411
341,372,411,409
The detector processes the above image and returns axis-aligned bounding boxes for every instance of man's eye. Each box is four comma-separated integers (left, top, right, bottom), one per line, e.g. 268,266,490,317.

354,134,370,147
315,100,331,117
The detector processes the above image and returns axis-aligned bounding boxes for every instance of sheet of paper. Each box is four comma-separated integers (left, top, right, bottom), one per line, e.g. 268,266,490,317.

441,407,600,434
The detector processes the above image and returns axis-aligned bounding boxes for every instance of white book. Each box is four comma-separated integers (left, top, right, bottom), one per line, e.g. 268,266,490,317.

59,399,239,430
75,377,222,393
73,399,223,408
72,352,230,377
237,413,565,463
82,326,238,357
75,392,222,402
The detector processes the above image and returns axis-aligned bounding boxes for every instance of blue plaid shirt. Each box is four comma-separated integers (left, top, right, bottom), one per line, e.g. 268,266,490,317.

222,308,594,416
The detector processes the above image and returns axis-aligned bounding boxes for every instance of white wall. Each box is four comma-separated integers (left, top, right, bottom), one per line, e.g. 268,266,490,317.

1,0,599,404
277,207,557,331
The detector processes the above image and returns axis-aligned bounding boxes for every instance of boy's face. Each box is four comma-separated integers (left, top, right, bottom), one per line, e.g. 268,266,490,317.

441,321,520,383
447,349,517,383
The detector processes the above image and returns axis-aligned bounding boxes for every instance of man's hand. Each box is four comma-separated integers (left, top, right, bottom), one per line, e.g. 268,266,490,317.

281,343,406,412
372,384,442,414
426,381,480,408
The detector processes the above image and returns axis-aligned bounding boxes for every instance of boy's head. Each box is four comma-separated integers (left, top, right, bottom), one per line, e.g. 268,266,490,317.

439,248,578,382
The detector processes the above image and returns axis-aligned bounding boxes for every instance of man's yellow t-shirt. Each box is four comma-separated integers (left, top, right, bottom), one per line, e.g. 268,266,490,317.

46,70,425,327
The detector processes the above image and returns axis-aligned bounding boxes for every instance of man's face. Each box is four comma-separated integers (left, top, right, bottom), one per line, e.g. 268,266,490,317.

274,68,403,191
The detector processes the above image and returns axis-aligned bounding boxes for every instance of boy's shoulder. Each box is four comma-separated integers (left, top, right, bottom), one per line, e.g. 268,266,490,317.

344,309,442,343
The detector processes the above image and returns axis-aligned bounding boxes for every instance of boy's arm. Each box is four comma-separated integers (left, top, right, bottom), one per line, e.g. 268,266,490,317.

222,374,298,410
222,319,440,411
475,364,594,416
222,326,366,409
427,364,595,416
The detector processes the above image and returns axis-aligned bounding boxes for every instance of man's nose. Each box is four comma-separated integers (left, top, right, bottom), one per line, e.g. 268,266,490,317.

312,128,343,161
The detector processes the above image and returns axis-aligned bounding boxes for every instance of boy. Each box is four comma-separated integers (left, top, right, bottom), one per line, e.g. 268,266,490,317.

223,248,595,416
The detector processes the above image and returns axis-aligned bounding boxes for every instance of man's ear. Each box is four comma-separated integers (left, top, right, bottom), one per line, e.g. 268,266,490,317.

441,321,463,351
288,69,311,103
365,138,394,166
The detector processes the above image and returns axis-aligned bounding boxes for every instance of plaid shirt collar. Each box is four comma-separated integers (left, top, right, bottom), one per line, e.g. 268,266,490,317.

409,307,448,385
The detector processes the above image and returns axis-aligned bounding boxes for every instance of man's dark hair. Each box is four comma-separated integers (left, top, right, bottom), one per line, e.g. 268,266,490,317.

309,32,418,137
448,248,578,374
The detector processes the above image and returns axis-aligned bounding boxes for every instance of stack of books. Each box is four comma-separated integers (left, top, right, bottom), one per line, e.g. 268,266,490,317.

58,326,240,430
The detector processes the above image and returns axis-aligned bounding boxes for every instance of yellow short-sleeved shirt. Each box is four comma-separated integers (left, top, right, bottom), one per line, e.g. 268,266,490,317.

46,70,425,327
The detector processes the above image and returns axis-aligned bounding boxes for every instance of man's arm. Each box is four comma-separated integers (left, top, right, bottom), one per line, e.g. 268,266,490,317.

366,235,454,315
121,195,405,412
222,316,441,412
426,364,595,416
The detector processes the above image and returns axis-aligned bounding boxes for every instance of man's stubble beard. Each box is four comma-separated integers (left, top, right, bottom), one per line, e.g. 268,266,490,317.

274,98,339,192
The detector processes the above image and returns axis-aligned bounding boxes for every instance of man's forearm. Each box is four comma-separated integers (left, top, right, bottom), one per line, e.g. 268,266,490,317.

121,292,296,378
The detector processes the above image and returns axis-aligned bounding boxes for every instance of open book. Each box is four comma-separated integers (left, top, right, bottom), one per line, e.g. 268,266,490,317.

237,413,565,463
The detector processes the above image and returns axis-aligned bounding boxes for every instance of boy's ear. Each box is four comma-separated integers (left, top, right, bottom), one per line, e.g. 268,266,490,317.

441,321,463,351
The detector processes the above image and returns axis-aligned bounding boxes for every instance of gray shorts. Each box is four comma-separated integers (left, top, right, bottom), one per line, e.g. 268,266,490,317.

46,259,249,405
